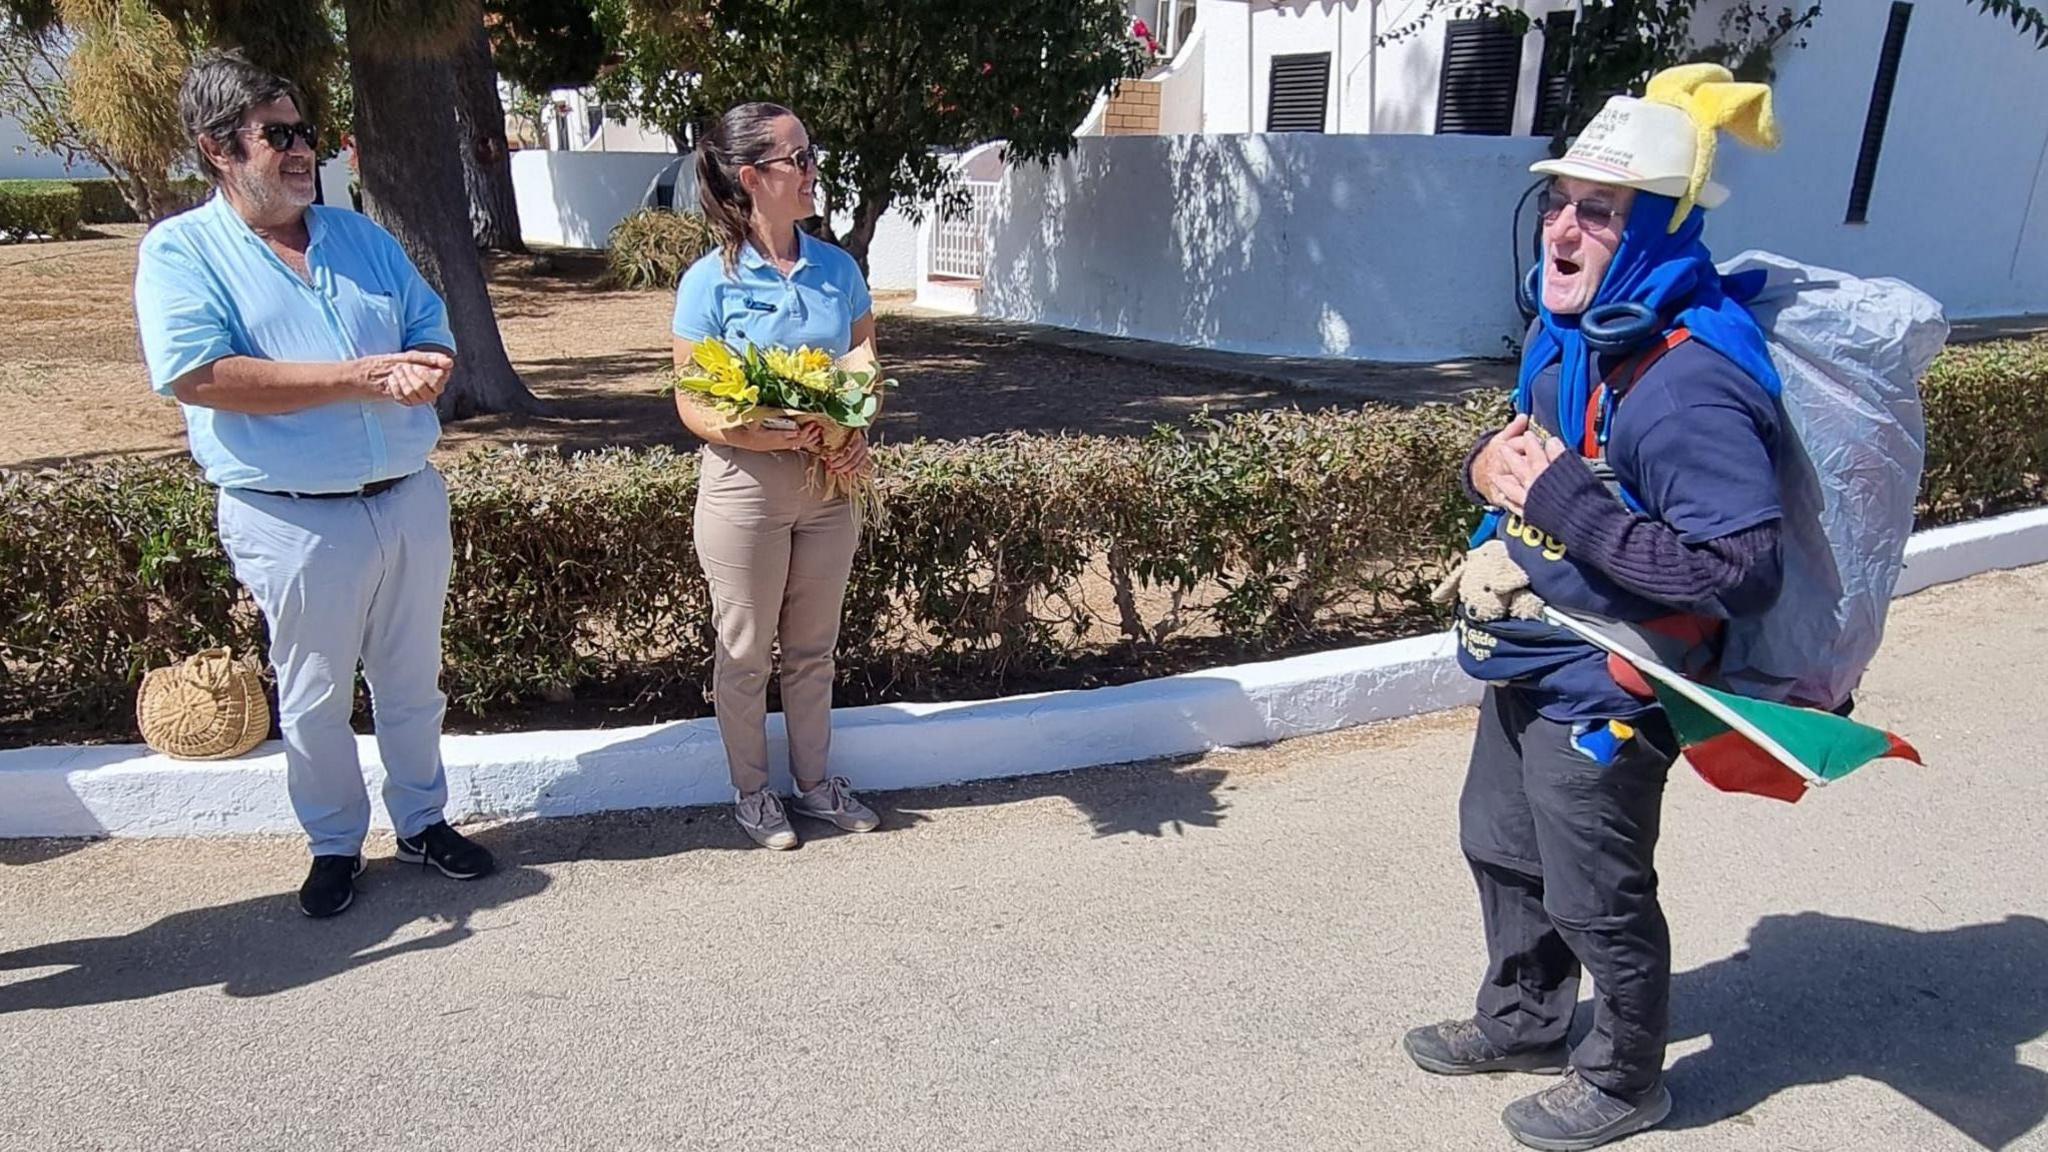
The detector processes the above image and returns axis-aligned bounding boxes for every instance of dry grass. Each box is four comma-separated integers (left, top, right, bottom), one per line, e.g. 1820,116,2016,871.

0,226,1362,470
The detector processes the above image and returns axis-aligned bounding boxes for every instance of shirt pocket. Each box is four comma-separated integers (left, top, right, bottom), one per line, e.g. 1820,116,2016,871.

336,277,405,356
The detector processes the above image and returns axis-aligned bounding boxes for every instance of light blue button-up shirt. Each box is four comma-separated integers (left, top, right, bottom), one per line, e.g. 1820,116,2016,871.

134,193,456,493
672,231,873,356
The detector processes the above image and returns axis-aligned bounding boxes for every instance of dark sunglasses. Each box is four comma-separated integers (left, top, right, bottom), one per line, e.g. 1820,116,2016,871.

241,122,319,153
754,145,819,174
1537,187,1624,233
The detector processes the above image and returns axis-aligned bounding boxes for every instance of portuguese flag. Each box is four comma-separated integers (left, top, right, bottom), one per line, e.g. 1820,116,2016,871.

1545,609,1922,803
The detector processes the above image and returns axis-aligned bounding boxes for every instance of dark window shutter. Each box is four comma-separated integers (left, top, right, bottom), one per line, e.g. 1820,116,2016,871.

1532,10,1574,137
1436,17,1521,136
1848,2,1914,224
1267,53,1331,133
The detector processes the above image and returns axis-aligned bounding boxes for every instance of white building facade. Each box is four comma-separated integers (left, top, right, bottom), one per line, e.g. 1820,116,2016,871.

950,0,2048,359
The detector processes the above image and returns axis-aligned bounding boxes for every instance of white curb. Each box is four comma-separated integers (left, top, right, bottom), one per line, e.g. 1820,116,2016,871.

6,507,2046,840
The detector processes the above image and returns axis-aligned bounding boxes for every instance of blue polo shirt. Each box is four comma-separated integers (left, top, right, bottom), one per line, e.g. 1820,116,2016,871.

671,232,872,356
134,194,455,493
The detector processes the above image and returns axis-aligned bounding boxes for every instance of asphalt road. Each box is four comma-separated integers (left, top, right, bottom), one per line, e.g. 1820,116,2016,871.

3,567,2044,1152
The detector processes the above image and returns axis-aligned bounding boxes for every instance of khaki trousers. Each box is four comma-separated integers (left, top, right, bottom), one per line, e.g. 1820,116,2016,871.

694,444,860,794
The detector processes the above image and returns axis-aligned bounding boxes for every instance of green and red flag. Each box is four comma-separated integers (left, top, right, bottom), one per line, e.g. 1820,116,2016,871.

1545,608,1922,803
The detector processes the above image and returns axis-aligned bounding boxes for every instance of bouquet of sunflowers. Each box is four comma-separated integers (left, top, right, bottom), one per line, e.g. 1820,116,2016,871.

674,339,893,525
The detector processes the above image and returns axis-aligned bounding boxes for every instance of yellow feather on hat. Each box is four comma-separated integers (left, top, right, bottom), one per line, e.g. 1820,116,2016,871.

1643,63,1782,231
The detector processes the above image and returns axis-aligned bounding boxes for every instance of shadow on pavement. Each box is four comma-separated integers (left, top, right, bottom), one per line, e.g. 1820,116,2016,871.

0,758,1229,1013
1664,912,2048,1150
0,850,552,1016
876,757,1231,840
493,754,1233,866
0,838,98,866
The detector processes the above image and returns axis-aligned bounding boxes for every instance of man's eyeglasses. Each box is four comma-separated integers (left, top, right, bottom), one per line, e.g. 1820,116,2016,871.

1537,188,1624,233
754,145,819,174
241,122,319,153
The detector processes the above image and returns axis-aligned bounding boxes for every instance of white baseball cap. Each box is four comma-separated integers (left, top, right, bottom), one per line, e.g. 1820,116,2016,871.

1531,96,1731,210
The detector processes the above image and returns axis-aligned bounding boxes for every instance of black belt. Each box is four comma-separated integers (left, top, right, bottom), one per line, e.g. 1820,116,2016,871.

241,473,413,501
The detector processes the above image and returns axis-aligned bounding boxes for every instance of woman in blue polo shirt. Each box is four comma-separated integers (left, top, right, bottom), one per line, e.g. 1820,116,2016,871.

672,102,881,850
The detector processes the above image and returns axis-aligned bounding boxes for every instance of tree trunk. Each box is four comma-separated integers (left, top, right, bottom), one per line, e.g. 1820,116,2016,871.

841,189,891,278
343,0,538,419
453,15,525,252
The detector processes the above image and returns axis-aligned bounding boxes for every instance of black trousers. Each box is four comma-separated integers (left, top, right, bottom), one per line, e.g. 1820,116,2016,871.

1457,685,1679,1098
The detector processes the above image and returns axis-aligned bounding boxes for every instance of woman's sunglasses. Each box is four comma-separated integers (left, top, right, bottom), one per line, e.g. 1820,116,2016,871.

754,145,819,174
240,122,320,153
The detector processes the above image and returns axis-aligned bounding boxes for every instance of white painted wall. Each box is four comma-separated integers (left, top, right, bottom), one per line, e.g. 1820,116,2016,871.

1158,23,1210,134
825,201,922,292
511,150,686,249
985,1,2047,360
539,87,677,154
858,207,921,292
1198,0,1570,136
509,147,921,288
317,152,353,208
982,132,1546,360
1705,2,2048,319
583,117,677,154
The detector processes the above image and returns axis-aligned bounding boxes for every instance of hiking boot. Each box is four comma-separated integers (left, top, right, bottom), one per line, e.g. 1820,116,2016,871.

394,821,496,880
737,789,799,850
300,854,365,918
1502,1071,1673,1151
789,776,881,833
1403,1018,1570,1076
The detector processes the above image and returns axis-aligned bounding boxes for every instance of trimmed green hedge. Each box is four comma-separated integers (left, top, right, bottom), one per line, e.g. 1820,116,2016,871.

0,181,82,242
0,178,212,235
2,337,2043,744
70,178,136,224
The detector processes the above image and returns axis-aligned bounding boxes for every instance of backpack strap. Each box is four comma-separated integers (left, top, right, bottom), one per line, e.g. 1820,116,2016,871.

1579,327,1694,459
1566,328,1728,699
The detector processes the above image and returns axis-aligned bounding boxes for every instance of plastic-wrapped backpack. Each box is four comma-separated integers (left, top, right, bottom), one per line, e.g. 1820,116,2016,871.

1712,251,1949,710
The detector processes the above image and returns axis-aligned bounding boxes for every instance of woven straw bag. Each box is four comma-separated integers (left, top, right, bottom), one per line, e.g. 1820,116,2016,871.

136,648,270,760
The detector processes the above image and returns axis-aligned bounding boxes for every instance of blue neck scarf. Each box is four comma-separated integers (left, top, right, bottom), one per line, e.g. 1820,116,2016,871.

1473,195,1780,549
1516,193,1780,448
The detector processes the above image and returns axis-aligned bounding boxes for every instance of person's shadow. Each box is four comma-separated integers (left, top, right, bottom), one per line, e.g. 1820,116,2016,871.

1662,912,2048,1149
0,761,1230,1015
0,837,551,1015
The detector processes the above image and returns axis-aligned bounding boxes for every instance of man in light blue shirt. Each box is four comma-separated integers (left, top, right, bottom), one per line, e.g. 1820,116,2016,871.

134,50,494,918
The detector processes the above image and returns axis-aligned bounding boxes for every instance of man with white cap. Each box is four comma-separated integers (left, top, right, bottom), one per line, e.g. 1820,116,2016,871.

1402,66,1785,1150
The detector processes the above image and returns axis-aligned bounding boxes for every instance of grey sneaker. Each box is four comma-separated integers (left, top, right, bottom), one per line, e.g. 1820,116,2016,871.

1403,1018,1569,1076
789,776,880,833
735,789,798,850
1502,1071,1672,1151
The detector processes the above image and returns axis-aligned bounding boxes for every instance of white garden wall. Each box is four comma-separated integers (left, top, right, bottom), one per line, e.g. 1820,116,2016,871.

981,132,1547,361
509,149,921,290
510,150,686,250
982,1,2048,360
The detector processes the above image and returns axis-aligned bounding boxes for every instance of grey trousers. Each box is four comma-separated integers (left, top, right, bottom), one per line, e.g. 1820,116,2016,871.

216,469,452,856
1458,685,1679,1098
